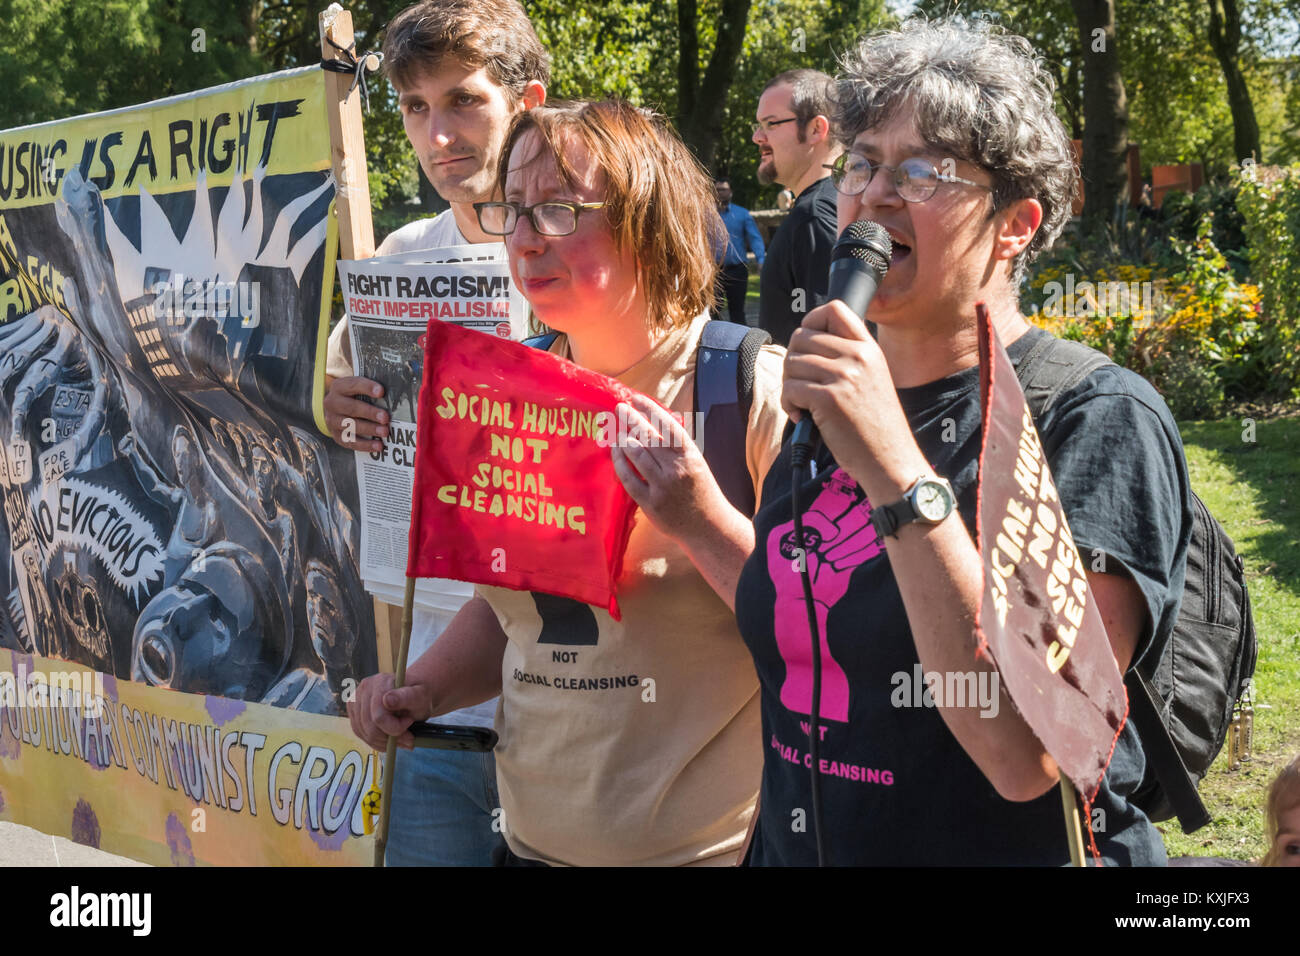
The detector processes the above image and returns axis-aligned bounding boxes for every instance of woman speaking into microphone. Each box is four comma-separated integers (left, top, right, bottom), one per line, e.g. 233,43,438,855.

734,17,1194,866
350,100,787,866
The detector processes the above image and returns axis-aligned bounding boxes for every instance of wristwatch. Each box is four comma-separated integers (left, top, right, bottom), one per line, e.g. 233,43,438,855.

870,475,957,539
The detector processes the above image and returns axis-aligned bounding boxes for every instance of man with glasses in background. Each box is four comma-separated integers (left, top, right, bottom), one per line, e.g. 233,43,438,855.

751,69,842,347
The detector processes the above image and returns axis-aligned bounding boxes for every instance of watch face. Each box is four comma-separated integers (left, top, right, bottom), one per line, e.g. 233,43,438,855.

914,479,954,522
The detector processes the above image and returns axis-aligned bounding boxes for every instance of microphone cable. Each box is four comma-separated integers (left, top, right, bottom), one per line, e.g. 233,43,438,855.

788,451,827,866
786,219,891,867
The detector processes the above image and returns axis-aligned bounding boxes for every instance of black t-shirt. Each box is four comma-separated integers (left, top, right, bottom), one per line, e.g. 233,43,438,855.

736,326,1193,866
758,177,838,347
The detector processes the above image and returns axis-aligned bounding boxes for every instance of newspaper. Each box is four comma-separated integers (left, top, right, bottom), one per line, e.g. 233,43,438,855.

338,245,530,610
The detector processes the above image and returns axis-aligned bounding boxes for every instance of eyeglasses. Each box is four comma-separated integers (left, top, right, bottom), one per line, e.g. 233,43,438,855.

824,153,992,203
474,200,607,237
751,117,798,135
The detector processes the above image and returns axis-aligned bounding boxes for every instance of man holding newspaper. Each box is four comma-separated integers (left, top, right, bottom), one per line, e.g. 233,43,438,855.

323,0,547,867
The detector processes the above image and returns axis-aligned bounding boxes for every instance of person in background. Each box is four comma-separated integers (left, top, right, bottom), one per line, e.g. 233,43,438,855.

714,176,765,325
752,69,841,347
322,0,548,866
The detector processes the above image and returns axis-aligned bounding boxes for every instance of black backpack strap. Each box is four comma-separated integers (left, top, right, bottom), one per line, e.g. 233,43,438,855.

1013,332,1212,832
1126,671,1212,832
531,321,768,516
523,332,560,351
1238,552,1259,692
1015,333,1114,419
694,320,770,517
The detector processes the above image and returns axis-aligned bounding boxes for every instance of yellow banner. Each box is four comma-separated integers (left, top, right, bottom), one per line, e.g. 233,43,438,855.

0,67,331,209
0,652,375,866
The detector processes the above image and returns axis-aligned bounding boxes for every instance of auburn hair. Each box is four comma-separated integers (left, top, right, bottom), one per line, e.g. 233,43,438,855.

496,100,723,332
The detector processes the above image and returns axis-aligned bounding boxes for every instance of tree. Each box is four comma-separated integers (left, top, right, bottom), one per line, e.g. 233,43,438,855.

676,0,754,169
1069,1,1130,226
528,1,674,104
1206,0,1264,162
0,0,267,129
1118,0,1233,173
840,0,1295,191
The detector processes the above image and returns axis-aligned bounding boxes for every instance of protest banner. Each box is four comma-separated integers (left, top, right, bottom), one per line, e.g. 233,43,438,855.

0,649,376,865
0,59,376,864
973,302,1128,861
407,320,640,619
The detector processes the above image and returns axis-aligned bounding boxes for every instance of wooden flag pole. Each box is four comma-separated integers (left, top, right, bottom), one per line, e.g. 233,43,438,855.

373,576,417,866
317,5,402,676
1059,775,1087,867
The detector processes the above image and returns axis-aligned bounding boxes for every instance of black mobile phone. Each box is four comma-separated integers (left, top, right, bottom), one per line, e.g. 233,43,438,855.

409,723,498,752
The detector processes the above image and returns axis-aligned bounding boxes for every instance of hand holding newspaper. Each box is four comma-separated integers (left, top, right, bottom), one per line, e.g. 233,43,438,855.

337,244,529,610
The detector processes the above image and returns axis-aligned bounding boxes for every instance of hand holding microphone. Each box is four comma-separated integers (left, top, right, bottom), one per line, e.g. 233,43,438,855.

786,220,891,467
784,219,893,867
783,220,935,505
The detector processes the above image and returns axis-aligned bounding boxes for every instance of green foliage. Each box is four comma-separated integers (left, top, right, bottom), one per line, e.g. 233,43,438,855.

1236,164,1300,400
1163,216,1265,405
1160,180,1250,277
1250,57,1298,165
0,0,420,217
1121,0,1238,173
909,0,1299,178
529,1,672,105
359,82,419,213
0,0,268,129
1280,59,1300,163
1027,213,1270,418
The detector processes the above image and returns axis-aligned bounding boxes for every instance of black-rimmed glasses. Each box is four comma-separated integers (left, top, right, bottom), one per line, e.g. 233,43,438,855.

474,200,607,237
751,117,798,135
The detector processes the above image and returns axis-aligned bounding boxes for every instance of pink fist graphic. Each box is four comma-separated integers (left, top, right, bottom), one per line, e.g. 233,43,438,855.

766,469,884,721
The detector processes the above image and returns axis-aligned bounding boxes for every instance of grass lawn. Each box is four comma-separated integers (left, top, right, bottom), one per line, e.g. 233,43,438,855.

1161,414,1300,862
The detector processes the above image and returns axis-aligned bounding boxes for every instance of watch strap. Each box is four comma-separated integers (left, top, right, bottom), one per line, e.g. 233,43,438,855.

870,498,914,540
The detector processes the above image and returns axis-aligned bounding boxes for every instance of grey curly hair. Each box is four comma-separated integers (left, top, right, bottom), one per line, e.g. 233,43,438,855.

834,17,1077,286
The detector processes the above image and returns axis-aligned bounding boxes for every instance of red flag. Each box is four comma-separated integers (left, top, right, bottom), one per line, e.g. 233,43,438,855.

974,303,1127,814
407,319,639,619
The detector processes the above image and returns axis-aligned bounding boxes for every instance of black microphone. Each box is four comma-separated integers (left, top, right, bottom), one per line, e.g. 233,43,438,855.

790,220,892,465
